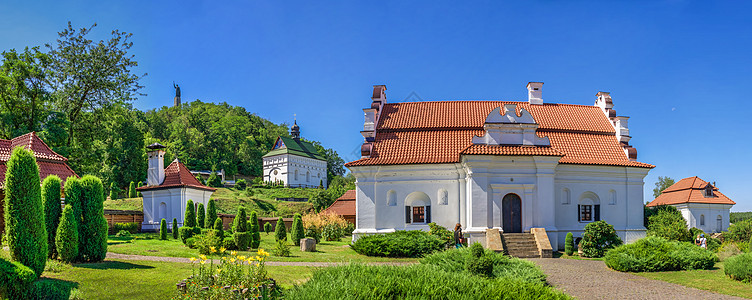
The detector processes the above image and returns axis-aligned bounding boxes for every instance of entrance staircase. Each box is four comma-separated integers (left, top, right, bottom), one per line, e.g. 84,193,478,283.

501,233,540,258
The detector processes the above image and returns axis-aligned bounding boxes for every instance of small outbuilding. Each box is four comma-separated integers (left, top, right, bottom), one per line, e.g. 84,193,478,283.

321,189,356,224
647,176,734,233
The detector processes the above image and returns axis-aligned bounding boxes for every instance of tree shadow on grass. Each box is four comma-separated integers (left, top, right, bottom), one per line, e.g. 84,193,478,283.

35,277,79,299
252,199,276,212
75,260,155,270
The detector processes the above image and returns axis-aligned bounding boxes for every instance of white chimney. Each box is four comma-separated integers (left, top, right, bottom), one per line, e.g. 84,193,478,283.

527,82,543,105
595,91,614,117
361,85,386,158
146,143,166,186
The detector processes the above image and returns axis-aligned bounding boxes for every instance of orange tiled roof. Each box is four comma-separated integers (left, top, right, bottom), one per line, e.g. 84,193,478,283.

336,189,356,201
137,159,216,192
322,190,356,216
0,132,78,189
346,101,654,168
646,176,735,206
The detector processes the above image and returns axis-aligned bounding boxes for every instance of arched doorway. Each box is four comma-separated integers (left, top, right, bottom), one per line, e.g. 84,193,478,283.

502,193,522,233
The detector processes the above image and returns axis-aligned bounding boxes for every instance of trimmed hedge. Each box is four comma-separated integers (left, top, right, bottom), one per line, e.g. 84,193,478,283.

55,206,79,263
274,217,287,242
160,219,168,240
291,213,304,246
285,264,570,300
580,220,622,258
42,175,62,259
232,207,248,233
79,175,108,262
172,218,179,239
233,232,251,251
0,258,36,299
249,210,261,248
180,227,196,244
112,222,138,234
4,147,47,277
128,181,137,198
421,246,546,284
351,230,444,258
565,232,574,256
724,252,752,283
196,203,206,228
184,200,196,228
604,236,717,272
205,199,217,229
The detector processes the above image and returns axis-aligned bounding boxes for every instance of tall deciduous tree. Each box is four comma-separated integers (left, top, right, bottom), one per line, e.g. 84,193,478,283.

652,176,676,199
0,47,52,139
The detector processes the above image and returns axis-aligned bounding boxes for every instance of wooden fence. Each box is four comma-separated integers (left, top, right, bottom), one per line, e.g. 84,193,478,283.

104,209,144,234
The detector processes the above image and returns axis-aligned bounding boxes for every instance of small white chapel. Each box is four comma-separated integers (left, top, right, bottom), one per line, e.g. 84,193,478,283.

263,121,328,188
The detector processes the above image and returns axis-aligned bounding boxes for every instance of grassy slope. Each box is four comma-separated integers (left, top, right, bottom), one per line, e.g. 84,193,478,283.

103,187,315,217
633,262,752,299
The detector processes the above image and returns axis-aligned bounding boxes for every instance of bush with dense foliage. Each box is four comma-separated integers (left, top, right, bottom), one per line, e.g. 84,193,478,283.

159,219,168,240
0,258,37,299
249,210,261,248
351,230,444,258
274,217,287,242
302,212,350,242
3,147,47,277
723,252,752,283
196,203,206,228
180,227,196,244
194,230,224,255
205,199,217,229
727,219,752,243
42,175,62,259
55,206,79,263
428,222,453,248
184,199,196,228
565,232,574,256
272,240,290,257
79,175,108,262
717,242,744,261
232,206,248,233
647,207,691,242
128,181,137,198
580,221,622,258
109,183,118,200
207,169,222,187
291,214,304,246
604,236,717,272
172,218,179,239
213,218,224,238
178,249,276,299
233,232,251,251
235,179,247,190
111,222,138,234
421,246,546,284
285,264,569,300
264,222,273,235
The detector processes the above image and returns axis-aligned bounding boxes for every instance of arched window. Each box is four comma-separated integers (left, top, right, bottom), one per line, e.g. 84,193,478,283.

387,190,397,206
562,188,571,205
404,192,431,224
306,171,310,183
578,192,601,222
700,214,705,226
609,190,616,205
159,202,167,221
438,189,448,205
294,170,298,181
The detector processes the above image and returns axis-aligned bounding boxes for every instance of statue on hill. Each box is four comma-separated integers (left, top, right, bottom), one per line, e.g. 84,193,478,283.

173,82,181,107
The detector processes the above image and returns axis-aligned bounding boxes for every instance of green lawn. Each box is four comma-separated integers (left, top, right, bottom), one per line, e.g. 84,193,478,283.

108,232,418,263
42,259,314,300
633,262,752,299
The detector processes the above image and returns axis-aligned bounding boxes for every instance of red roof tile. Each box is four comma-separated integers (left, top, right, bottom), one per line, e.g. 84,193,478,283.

6,132,67,162
0,132,78,189
137,159,216,192
647,176,735,206
323,190,356,216
336,189,356,201
346,101,654,168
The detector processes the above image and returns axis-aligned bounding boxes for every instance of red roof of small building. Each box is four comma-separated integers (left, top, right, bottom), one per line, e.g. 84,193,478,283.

322,190,356,216
646,176,735,207
0,132,78,188
346,101,654,168
137,159,216,192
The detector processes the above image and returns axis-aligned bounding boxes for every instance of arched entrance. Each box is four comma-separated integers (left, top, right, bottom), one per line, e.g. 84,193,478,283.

502,193,522,233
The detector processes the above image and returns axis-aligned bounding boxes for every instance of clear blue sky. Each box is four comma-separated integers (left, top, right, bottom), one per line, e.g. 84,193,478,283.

2,1,750,211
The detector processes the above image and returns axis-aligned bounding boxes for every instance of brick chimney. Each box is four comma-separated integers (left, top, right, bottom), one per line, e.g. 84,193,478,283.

361,85,386,158
146,143,166,186
527,82,543,105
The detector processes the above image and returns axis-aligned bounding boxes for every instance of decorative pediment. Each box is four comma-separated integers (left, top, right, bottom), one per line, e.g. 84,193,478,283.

472,104,550,146
273,137,286,150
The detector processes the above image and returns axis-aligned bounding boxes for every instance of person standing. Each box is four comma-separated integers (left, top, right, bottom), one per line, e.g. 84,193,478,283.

454,223,464,249
699,234,707,249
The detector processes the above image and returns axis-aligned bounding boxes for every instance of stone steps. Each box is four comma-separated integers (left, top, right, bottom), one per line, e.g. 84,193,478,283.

502,233,539,258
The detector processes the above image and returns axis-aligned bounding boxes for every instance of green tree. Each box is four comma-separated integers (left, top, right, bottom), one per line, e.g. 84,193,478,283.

172,218,178,239
275,217,287,242
264,222,273,235
55,205,78,263
63,177,83,254
0,47,52,139
207,169,222,188
304,139,345,184
249,210,260,248
79,175,107,262
184,199,196,228
652,176,676,199
291,213,305,246
310,189,333,212
565,232,574,256
580,221,622,258
232,207,248,233
159,219,167,240
205,199,217,229
196,203,206,228
214,218,224,239
42,175,62,259
646,205,691,242
109,182,118,200
98,108,147,189
3,147,47,277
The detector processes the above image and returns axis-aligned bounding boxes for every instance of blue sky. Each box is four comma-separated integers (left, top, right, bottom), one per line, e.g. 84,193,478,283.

2,1,750,211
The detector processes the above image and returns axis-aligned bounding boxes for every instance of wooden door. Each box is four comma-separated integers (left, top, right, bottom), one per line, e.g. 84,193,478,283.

502,193,522,233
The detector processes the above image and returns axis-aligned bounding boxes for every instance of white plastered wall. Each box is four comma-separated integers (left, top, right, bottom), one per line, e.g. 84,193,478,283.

674,203,732,233
142,187,213,231
263,154,327,188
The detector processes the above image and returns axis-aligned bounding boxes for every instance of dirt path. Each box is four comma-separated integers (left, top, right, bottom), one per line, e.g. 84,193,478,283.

106,252,413,267
528,258,746,300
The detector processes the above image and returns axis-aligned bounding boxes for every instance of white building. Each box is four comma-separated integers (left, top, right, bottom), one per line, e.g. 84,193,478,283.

137,143,215,231
346,84,655,250
647,176,734,233
263,121,328,188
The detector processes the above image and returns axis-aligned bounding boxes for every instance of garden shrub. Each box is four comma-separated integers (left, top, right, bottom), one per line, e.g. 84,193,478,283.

136,182,142,197
128,181,137,198
3,147,47,277
465,243,493,277
116,230,130,237
565,232,574,256
213,218,224,239
42,175,62,259
264,222,273,235
724,252,752,283
55,206,79,263
580,220,622,258
109,183,118,200
178,249,275,299
272,240,290,257
604,236,717,272
421,247,546,284
285,264,570,300
172,218,179,239
232,207,248,233
196,203,206,228
234,232,251,251
0,258,36,299
274,217,287,242
205,199,217,229
249,210,261,248
111,222,138,234
291,214,304,246
727,219,752,243
302,212,349,242
25,278,74,300
207,169,222,187
180,227,196,244
194,230,224,255
185,237,197,249
647,208,691,242
245,187,255,197
79,175,108,262
470,242,484,258
235,179,247,190
184,200,196,227
222,237,237,250
305,226,321,243
159,219,168,240
351,230,444,258
428,222,453,248
717,242,744,261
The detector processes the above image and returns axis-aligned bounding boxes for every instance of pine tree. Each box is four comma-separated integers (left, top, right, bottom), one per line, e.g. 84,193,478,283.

275,217,287,242
4,147,47,277
205,199,217,229
42,175,62,259
196,203,206,228
128,181,137,198
264,222,273,235
291,213,305,246
565,232,574,256
232,207,250,250
249,210,261,248
172,218,179,239
79,175,108,262
136,181,143,197
109,182,118,200
56,205,78,263
214,218,224,239
159,219,167,240
63,177,83,257
184,199,196,228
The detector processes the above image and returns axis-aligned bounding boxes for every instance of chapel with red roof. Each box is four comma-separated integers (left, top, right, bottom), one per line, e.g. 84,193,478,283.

345,83,655,250
136,143,215,231
647,176,734,233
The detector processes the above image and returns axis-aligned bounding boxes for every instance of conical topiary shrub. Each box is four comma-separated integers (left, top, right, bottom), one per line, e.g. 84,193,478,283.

56,205,78,263
128,181,137,198
275,217,287,242
42,175,62,259
196,203,206,228
250,211,261,248
206,199,217,229
172,218,179,239
160,219,168,240
565,232,574,256
184,200,196,228
291,213,305,246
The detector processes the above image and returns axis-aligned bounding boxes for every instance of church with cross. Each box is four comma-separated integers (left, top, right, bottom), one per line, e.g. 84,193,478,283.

262,119,328,188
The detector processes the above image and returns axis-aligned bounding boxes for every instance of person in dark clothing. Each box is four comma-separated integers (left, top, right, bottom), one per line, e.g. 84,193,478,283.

454,223,464,249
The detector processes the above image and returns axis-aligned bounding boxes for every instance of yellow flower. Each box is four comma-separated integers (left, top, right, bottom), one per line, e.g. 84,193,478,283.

210,246,217,253
201,260,207,265
216,268,222,274
255,256,262,261
200,255,207,260
189,257,197,262
231,251,237,256
230,258,236,263
219,247,226,253
238,255,246,261
247,256,255,262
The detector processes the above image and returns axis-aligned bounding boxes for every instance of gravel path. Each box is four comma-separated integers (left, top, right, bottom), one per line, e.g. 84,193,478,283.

106,252,413,267
528,258,746,300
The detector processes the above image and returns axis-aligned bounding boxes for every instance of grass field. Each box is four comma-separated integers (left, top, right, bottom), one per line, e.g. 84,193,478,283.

108,232,418,263
634,262,752,299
